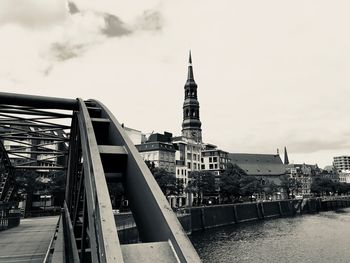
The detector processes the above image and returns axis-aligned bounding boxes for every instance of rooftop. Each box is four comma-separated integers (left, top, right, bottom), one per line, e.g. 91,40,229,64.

229,153,286,176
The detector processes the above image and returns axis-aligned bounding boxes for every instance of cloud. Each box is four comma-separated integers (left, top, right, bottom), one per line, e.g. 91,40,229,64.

101,13,131,37
135,10,163,31
3,0,350,170
68,2,79,15
290,138,350,154
50,42,84,61
99,9,163,38
0,0,164,76
0,0,67,28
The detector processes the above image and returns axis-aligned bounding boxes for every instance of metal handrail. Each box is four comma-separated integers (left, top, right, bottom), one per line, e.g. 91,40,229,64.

62,202,80,262
0,92,201,262
0,92,78,110
0,140,15,202
75,99,123,262
43,216,61,263
95,100,201,262
0,202,20,231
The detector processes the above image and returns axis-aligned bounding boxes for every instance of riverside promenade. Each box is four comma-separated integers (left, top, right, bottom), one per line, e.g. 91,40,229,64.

0,216,59,263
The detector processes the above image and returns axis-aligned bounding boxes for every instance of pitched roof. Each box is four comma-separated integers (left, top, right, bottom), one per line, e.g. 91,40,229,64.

136,142,176,153
229,153,286,176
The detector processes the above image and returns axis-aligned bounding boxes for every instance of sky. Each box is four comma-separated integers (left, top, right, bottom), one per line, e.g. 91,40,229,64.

1,0,350,168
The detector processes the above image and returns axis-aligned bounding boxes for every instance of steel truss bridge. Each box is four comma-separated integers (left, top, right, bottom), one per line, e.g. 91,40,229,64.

0,92,200,262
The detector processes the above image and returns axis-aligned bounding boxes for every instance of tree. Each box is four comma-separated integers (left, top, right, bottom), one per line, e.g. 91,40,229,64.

46,171,66,207
280,175,302,198
15,169,45,210
262,180,279,199
335,182,350,195
145,160,156,173
144,160,183,197
239,175,261,201
220,163,246,203
153,168,182,197
186,171,216,206
108,182,125,209
311,177,335,196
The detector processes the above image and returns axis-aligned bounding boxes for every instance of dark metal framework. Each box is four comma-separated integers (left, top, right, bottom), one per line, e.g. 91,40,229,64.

0,202,20,231
0,92,200,262
0,140,15,202
0,105,71,171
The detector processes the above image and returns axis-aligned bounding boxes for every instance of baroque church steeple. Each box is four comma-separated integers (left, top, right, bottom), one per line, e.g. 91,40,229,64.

182,51,202,142
284,146,289,165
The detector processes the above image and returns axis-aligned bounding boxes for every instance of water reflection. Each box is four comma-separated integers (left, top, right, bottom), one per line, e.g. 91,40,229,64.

190,208,350,263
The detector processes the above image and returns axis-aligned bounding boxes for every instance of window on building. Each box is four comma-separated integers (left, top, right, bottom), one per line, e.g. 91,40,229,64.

214,164,218,169
201,158,204,163
187,162,191,169
209,157,212,163
181,169,184,175
201,164,205,169
194,163,197,169
213,157,217,162
187,153,191,160
177,170,179,175
209,164,213,169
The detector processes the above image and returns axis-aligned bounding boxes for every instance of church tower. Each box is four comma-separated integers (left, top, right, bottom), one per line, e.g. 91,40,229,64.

182,51,202,142
284,146,289,165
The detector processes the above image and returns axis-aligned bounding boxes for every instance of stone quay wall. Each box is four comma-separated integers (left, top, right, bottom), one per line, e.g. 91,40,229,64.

183,197,350,233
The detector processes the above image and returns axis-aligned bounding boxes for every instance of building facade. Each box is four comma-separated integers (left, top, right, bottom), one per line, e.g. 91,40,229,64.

123,125,145,145
338,171,350,183
136,132,176,173
333,156,350,172
229,153,286,199
201,144,230,175
285,163,319,197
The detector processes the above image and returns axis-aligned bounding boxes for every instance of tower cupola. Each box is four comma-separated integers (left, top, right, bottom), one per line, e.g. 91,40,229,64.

181,51,202,142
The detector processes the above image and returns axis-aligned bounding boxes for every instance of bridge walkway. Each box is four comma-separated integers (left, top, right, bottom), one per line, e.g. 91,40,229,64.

0,216,59,263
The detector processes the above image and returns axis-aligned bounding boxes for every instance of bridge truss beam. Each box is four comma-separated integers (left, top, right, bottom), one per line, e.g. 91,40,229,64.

0,92,200,263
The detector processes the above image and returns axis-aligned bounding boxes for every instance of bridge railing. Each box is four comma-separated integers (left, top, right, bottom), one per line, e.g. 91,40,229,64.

0,202,20,231
62,98,200,262
0,92,200,262
63,100,124,262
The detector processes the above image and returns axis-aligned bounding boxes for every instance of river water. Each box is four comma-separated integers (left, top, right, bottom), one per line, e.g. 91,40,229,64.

190,208,350,263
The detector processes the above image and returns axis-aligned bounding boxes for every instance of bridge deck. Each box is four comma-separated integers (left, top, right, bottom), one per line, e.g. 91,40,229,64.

0,216,59,263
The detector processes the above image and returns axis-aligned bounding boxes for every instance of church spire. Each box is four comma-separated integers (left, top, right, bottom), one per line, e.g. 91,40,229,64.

284,146,289,165
187,50,194,80
182,51,202,142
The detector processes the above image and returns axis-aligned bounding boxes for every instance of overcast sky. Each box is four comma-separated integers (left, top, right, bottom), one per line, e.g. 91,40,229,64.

1,0,350,168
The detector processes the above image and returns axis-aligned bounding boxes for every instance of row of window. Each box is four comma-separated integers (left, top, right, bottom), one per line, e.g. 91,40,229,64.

158,162,175,172
202,151,228,157
209,157,218,163
187,162,200,170
201,157,229,163
177,169,187,176
187,153,200,161
142,152,175,161
200,163,222,170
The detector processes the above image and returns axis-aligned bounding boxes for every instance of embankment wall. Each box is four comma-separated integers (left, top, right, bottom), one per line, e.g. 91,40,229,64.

186,197,350,232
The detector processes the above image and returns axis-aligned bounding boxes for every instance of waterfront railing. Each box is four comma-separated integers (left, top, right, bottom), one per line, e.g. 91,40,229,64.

0,202,20,231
